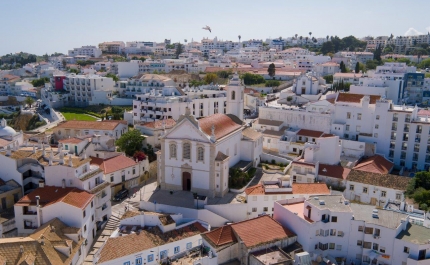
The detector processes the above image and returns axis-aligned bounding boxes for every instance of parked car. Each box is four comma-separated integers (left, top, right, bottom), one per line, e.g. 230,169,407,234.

114,189,129,201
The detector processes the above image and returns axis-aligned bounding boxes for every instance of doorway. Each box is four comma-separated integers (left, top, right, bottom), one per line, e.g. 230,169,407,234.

182,172,191,191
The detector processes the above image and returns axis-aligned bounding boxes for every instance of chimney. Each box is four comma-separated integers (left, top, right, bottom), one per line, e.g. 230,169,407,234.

49,149,53,166
62,179,66,189
68,154,73,167
42,144,46,156
32,144,36,154
59,152,64,165
35,195,41,228
39,180,45,188
6,145,11,156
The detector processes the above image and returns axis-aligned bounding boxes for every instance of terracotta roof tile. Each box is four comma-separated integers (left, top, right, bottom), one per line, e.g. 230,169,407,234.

230,215,295,248
347,170,411,190
17,186,94,209
256,119,284,127
353,155,393,174
56,120,125,131
245,184,265,195
297,129,324,138
336,93,381,104
140,118,176,129
58,137,85,144
203,225,237,247
199,114,242,140
318,164,351,180
97,222,207,263
292,183,330,194
90,154,137,174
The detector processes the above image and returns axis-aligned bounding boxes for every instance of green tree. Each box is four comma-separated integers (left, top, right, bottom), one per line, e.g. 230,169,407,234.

267,63,276,78
105,73,119,82
31,77,50,87
265,80,280,87
175,42,183,59
241,73,265,85
355,62,360,73
340,61,347,73
116,130,144,156
321,41,335,54
24,97,35,108
374,45,382,61
366,60,380,70
62,59,67,69
323,75,333,84
204,73,217,84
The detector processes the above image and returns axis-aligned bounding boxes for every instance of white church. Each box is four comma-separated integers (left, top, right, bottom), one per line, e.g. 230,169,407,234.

157,74,263,197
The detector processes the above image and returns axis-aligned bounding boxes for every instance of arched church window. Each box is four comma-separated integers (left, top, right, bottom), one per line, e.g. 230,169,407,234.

231,91,236,100
183,143,191,159
170,143,177,158
197,147,204,161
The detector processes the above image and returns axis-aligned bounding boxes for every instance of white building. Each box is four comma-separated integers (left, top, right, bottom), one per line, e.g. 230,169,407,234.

292,73,328,95
98,41,125,54
274,195,430,264
14,184,97,257
68,45,102,58
53,120,128,141
63,74,116,106
313,62,340,76
94,212,209,265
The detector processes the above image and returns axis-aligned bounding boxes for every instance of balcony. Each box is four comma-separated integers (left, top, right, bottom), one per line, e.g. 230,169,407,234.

391,135,396,140
393,117,398,121
405,118,411,123
391,127,397,131
404,127,409,132
402,146,408,151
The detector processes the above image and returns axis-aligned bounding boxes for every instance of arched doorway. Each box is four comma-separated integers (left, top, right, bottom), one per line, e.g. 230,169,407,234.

182,172,191,191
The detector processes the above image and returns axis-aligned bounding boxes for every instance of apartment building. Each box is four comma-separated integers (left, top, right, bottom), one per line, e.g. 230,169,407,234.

68,45,102,58
274,195,430,264
62,74,116,105
98,41,125,54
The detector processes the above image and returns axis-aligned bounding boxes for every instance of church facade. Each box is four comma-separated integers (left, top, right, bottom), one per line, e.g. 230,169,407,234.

157,74,262,198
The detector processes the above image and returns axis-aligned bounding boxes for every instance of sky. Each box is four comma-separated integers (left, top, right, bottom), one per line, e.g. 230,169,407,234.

1,0,430,55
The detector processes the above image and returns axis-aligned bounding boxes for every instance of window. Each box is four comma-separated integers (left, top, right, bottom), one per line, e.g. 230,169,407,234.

356,125,361,132
264,196,268,201
186,242,192,249
381,191,386,197
272,195,277,200
183,143,191,159
358,226,364,232
357,240,363,246
330,229,336,236
160,250,168,259
364,227,373,234
170,143,177,158
83,210,86,218
363,187,368,193
363,242,371,249
362,255,370,263
396,193,401,200
347,112,351,119
374,228,380,236
374,133,378,138
252,207,257,212
92,215,94,222
337,231,344,237
197,147,204,161
373,243,379,250
91,201,93,208
124,262,130,265
331,216,337,222
336,245,342,251
252,196,257,201
380,246,385,253
404,246,409,253
84,225,87,232
329,243,335,249
263,207,268,212
174,246,180,254
376,115,380,120
136,257,142,264
148,254,154,262
375,124,379,129
132,168,135,174
357,113,362,120
346,125,350,131
350,185,354,191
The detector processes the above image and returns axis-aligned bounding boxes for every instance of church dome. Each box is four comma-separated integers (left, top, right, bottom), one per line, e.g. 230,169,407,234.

0,118,16,137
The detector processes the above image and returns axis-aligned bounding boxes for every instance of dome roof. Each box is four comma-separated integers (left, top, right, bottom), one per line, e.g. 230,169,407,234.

0,118,16,137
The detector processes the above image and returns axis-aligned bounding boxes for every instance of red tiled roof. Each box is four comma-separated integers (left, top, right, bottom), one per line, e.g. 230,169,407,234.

336,93,381,104
418,110,430,116
58,137,84,144
140,118,176,129
245,184,265,195
318,164,351,180
292,183,330,194
230,215,295,248
199,114,242,139
90,155,137,174
203,225,237,247
297,129,324,138
353,155,393,174
56,120,125,130
16,186,94,209
2,74,20,81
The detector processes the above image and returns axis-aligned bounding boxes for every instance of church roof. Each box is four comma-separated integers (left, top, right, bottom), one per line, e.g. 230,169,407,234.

0,118,17,137
215,151,229,161
199,114,242,140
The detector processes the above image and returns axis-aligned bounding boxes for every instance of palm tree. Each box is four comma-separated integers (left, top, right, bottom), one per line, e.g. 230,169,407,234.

326,35,329,41
309,32,312,39
295,34,298,39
